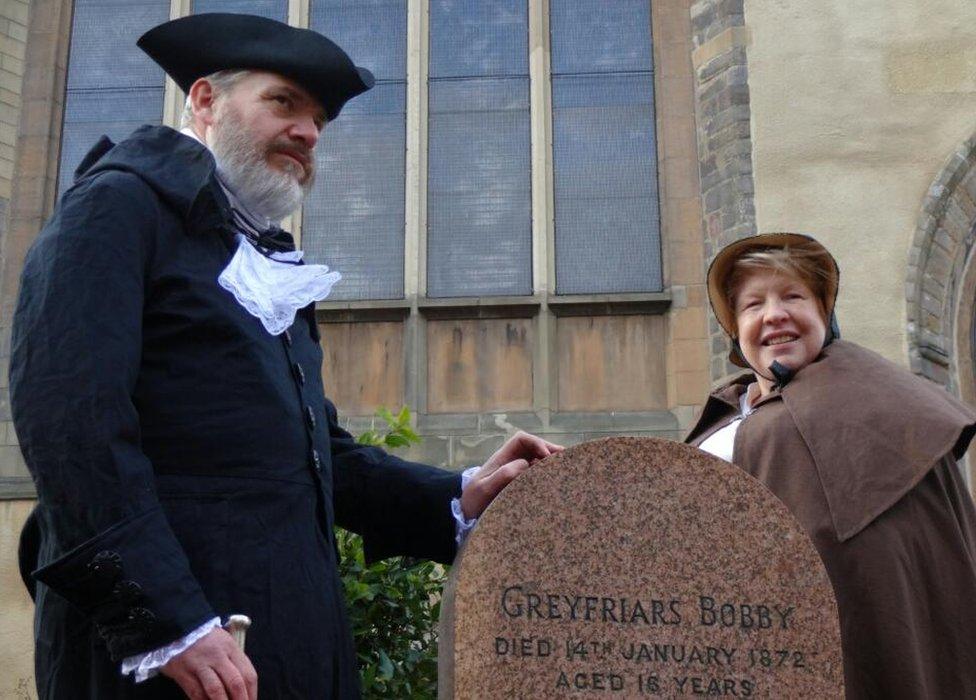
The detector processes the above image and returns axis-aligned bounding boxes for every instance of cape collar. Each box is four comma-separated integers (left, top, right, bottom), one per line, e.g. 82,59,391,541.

780,341,976,540
698,341,976,541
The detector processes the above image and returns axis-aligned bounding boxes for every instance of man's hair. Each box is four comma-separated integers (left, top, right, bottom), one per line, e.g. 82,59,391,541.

180,69,250,129
724,246,832,318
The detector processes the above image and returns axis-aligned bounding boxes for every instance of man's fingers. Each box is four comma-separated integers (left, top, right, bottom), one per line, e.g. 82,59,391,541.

461,456,535,518
543,439,564,453
213,656,251,700
516,432,562,459
159,628,256,700
479,458,530,496
168,654,253,700
170,670,206,700
462,434,560,520
229,646,259,700
198,666,230,700
481,431,563,476
496,432,554,463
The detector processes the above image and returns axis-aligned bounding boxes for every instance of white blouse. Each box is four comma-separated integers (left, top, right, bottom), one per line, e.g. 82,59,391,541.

698,384,757,463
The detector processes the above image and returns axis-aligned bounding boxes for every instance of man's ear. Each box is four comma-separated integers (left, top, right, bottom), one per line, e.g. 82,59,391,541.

188,78,218,128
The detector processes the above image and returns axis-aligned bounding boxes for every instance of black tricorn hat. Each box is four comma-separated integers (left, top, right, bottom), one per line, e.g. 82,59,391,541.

137,13,374,122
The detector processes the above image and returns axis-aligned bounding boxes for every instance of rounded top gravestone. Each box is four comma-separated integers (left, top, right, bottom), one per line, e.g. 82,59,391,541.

438,437,843,698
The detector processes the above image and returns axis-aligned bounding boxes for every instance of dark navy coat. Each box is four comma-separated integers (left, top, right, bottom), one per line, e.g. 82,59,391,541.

10,126,461,699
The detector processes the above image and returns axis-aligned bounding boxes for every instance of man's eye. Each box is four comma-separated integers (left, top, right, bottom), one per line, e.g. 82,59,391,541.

273,95,292,107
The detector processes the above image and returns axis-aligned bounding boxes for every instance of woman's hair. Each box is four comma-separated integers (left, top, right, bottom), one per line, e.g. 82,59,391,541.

724,245,833,318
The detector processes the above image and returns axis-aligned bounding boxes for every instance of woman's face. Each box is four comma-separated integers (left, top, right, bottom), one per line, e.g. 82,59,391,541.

733,269,827,387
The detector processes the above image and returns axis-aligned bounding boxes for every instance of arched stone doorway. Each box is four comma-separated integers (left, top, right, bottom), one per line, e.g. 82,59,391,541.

907,131,976,490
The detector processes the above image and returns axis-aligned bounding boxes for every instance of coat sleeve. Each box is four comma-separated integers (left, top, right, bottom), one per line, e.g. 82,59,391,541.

326,399,462,565
10,171,216,661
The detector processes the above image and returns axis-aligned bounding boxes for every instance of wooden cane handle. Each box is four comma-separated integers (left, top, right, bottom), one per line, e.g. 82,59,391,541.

225,614,251,651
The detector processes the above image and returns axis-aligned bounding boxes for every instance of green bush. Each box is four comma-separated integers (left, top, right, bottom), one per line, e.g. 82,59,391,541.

355,406,420,449
337,406,449,698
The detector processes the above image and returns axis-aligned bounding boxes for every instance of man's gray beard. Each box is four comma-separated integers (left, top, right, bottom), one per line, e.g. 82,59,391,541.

209,108,315,223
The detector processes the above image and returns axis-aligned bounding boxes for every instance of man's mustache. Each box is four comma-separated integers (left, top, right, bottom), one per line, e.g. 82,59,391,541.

267,141,313,179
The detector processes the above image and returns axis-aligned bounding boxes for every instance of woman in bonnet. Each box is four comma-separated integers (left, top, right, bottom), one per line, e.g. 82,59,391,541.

685,233,976,698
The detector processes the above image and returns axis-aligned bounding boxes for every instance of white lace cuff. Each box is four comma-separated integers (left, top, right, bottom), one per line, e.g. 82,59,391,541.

121,616,221,683
452,466,481,546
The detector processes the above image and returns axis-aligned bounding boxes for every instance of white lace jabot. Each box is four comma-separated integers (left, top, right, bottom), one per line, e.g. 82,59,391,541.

218,235,341,336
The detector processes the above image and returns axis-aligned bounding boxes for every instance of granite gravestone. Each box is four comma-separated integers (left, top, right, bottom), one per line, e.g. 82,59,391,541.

439,437,843,698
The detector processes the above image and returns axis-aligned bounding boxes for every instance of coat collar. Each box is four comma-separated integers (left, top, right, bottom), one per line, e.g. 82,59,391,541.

686,374,777,444
74,125,232,240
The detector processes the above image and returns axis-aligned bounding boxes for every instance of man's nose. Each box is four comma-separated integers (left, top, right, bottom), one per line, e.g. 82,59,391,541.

290,115,319,150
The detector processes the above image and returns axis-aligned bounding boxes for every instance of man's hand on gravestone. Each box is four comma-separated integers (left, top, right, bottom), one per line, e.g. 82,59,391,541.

460,431,564,519
161,627,258,700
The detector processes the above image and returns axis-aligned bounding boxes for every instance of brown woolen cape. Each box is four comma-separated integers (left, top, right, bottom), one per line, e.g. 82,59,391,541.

686,340,976,699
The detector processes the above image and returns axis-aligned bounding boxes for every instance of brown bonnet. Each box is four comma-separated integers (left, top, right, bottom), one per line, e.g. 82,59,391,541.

706,233,840,368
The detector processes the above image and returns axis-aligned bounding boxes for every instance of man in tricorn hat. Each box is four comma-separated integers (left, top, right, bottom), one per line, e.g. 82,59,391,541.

11,14,560,699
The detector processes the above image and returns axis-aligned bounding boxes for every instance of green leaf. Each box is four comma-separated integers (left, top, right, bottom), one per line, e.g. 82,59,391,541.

397,405,411,425
340,405,448,697
398,426,421,443
357,430,382,446
378,650,394,680
384,434,410,448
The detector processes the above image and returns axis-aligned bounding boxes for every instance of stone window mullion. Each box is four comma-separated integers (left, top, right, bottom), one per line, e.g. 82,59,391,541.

528,0,554,415
404,0,429,413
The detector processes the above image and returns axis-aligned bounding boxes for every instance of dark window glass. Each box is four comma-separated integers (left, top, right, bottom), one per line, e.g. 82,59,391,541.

550,0,652,74
429,0,528,78
192,0,287,22
311,0,406,79
58,0,169,195
427,0,531,298
303,0,406,301
550,0,662,294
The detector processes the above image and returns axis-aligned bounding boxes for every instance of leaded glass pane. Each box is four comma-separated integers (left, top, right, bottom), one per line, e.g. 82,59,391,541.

552,73,661,294
302,84,406,301
192,0,287,22
550,0,653,75
58,0,168,194
59,89,164,194
311,0,406,81
427,78,531,297
65,0,168,90
429,0,528,79
427,0,531,298
550,0,661,295
303,0,407,300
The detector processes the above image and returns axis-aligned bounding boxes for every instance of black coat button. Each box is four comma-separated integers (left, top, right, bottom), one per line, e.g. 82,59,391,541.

305,406,316,430
112,580,143,602
311,450,322,471
88,551,122,584
283,330,292,347
127,607,156,628
293,362,305,385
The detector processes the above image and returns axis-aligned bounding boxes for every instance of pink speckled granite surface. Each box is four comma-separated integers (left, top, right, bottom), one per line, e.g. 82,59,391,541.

438,437,842,699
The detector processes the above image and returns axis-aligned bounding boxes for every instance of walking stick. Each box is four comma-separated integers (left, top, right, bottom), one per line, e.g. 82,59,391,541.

225,614,252,652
